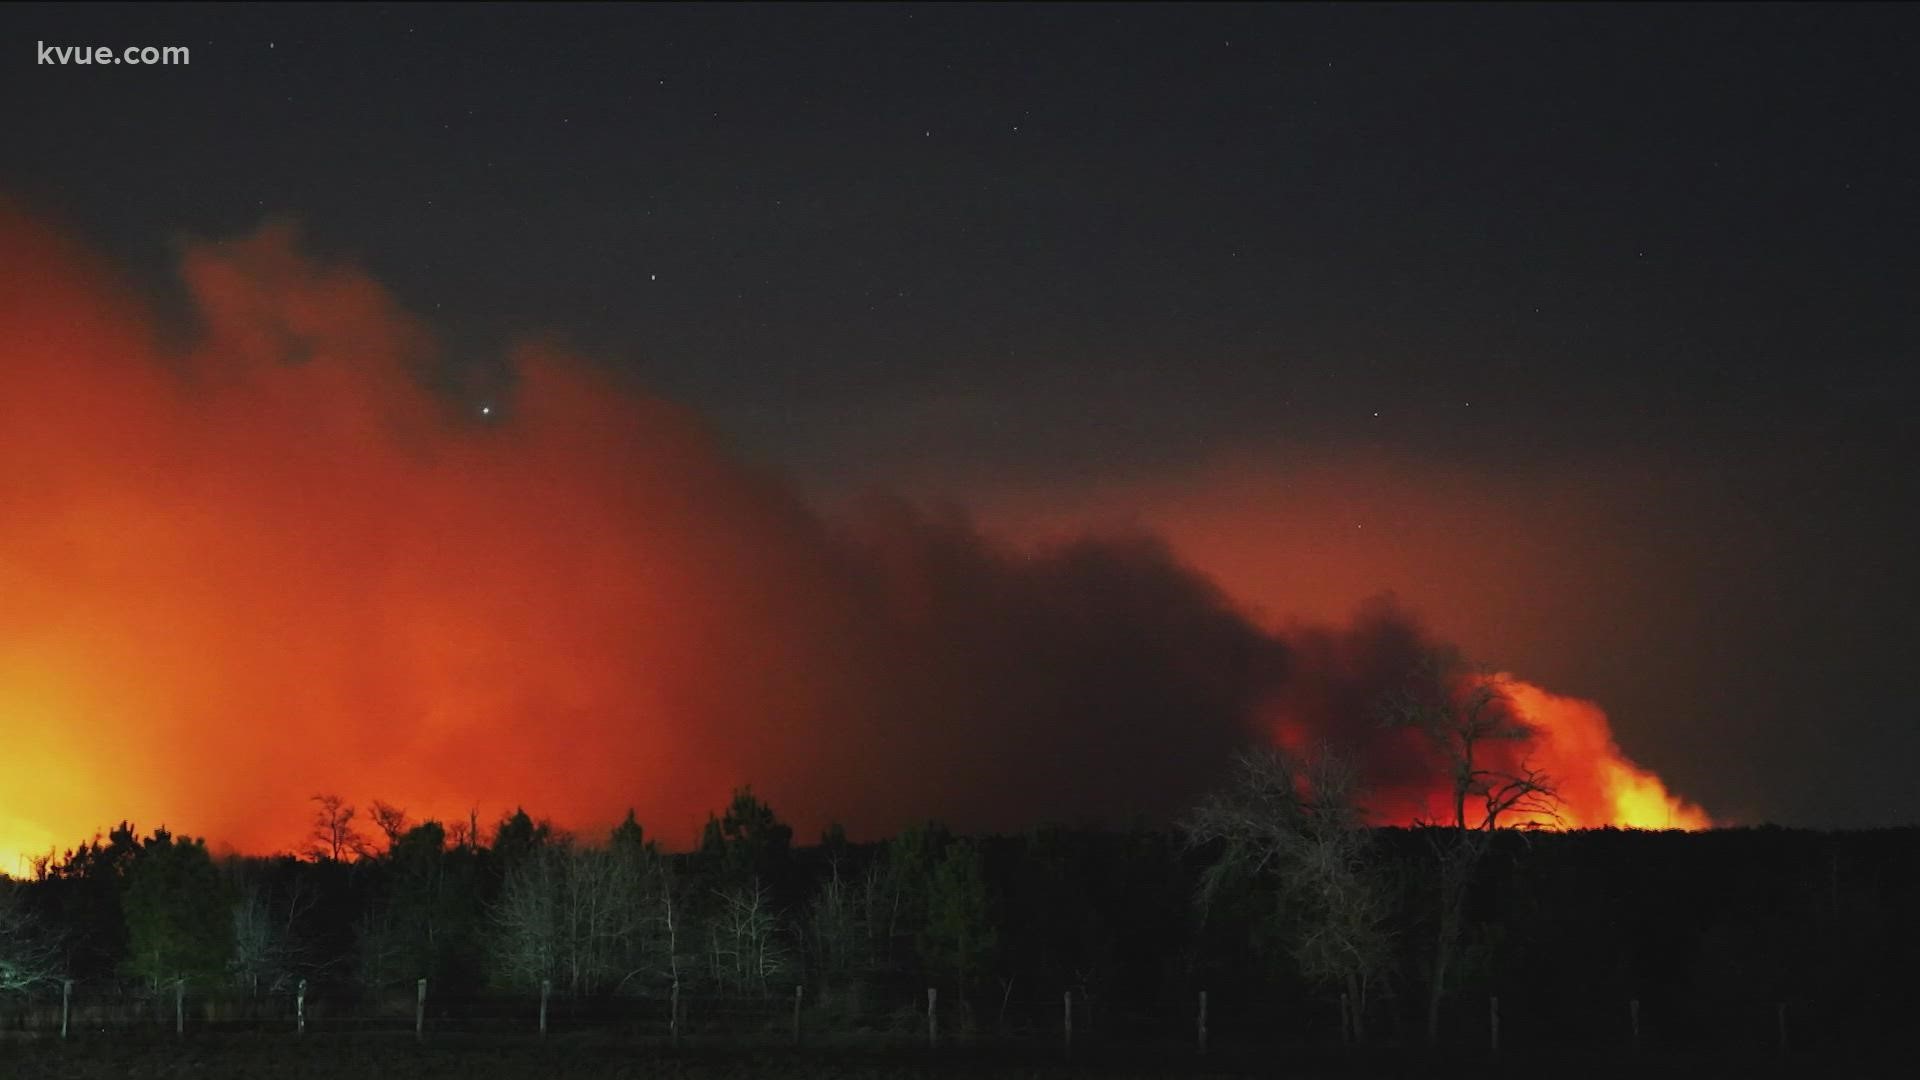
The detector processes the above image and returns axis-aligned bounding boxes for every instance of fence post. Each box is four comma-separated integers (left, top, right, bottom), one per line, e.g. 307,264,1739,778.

670,978,680,1047
1489,995,1499,1054
1197,990,1208,1056
175,979,184,1038
1340,992,1351,1046
297,978,307,1036
793,984,803,1046
61,979,72,1040
540,979,550,1036
1777,1001,1788,1056
927,987,938,1048
1064,990,1073,1053
415,977,427,1043
1629,998,1639,1054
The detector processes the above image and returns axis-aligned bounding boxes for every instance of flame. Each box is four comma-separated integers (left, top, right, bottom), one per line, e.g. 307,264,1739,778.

1471,674,1710,830
1254,619,1711,831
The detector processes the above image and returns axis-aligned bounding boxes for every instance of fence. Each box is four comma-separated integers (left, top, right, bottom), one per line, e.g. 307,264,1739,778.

0,977,1878,1062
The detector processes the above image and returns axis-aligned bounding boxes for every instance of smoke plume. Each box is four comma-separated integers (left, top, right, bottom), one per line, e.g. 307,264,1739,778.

0,206,1705,868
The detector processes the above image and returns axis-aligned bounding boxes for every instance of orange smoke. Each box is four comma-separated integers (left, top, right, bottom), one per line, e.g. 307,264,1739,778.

0,203,1710,873
0,204,1283,864
0,206,851,868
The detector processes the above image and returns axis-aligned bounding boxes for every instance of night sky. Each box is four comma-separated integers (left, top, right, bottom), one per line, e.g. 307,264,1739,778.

4,3,1918,836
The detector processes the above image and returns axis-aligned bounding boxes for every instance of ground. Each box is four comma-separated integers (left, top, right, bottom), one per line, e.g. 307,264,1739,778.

0,1033,1850,1078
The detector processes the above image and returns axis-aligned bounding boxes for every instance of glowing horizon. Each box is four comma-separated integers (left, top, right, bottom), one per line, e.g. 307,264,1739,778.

0,206,1711,873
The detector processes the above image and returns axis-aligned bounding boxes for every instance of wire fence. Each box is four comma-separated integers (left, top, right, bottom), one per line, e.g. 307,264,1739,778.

0,977,1888,1061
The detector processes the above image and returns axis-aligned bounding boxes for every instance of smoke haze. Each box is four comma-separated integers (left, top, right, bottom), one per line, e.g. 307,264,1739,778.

0,207,1706,868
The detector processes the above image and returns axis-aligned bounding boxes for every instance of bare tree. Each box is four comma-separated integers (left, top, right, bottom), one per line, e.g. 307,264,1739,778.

1378,668,1559,831
368,801,412,851
554,843,634,995
654,861,685,992
447,809,481,852
308,795,370,862
229,885,298,995
491,843,562,992
710,879,786,994
1187,745,1391,1041
807,860,882,983
0,880,62,995
490,838,661,996
1378,655,1561,1044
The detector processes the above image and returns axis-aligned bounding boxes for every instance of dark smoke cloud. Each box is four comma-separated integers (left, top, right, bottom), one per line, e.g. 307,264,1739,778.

0,205,1556,857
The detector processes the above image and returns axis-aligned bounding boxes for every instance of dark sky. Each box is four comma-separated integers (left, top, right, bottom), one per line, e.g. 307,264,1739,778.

4,3,1917,828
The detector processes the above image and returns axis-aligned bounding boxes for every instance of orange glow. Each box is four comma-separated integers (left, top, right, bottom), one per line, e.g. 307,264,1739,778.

966,448,1717,833
1352,674,1712,831
1485,676,1711,830
0,203,1711,867
0,207,839,859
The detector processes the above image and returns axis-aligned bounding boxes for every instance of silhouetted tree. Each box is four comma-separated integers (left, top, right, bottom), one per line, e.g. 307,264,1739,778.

364,820,483,987
699,786,793,890
1379,655,1560,1044
610,809,647,851
491,808,553,868
122,828,232,988
368,801,412,850
819,822,851,870
31,822,140,980
308,795,370,862
1188,746,1391,1041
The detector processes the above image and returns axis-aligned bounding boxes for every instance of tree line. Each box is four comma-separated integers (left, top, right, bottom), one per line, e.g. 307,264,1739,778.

2,664,1917,1049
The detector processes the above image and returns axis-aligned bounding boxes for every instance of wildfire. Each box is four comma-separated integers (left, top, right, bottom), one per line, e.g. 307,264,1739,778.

0,204,1714,862
1468,674,1710,830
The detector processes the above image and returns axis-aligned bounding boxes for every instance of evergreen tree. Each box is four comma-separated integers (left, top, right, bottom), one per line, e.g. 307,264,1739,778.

491,808,553,868
920,840,995,992
699,786,793,890
122,828,232,988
